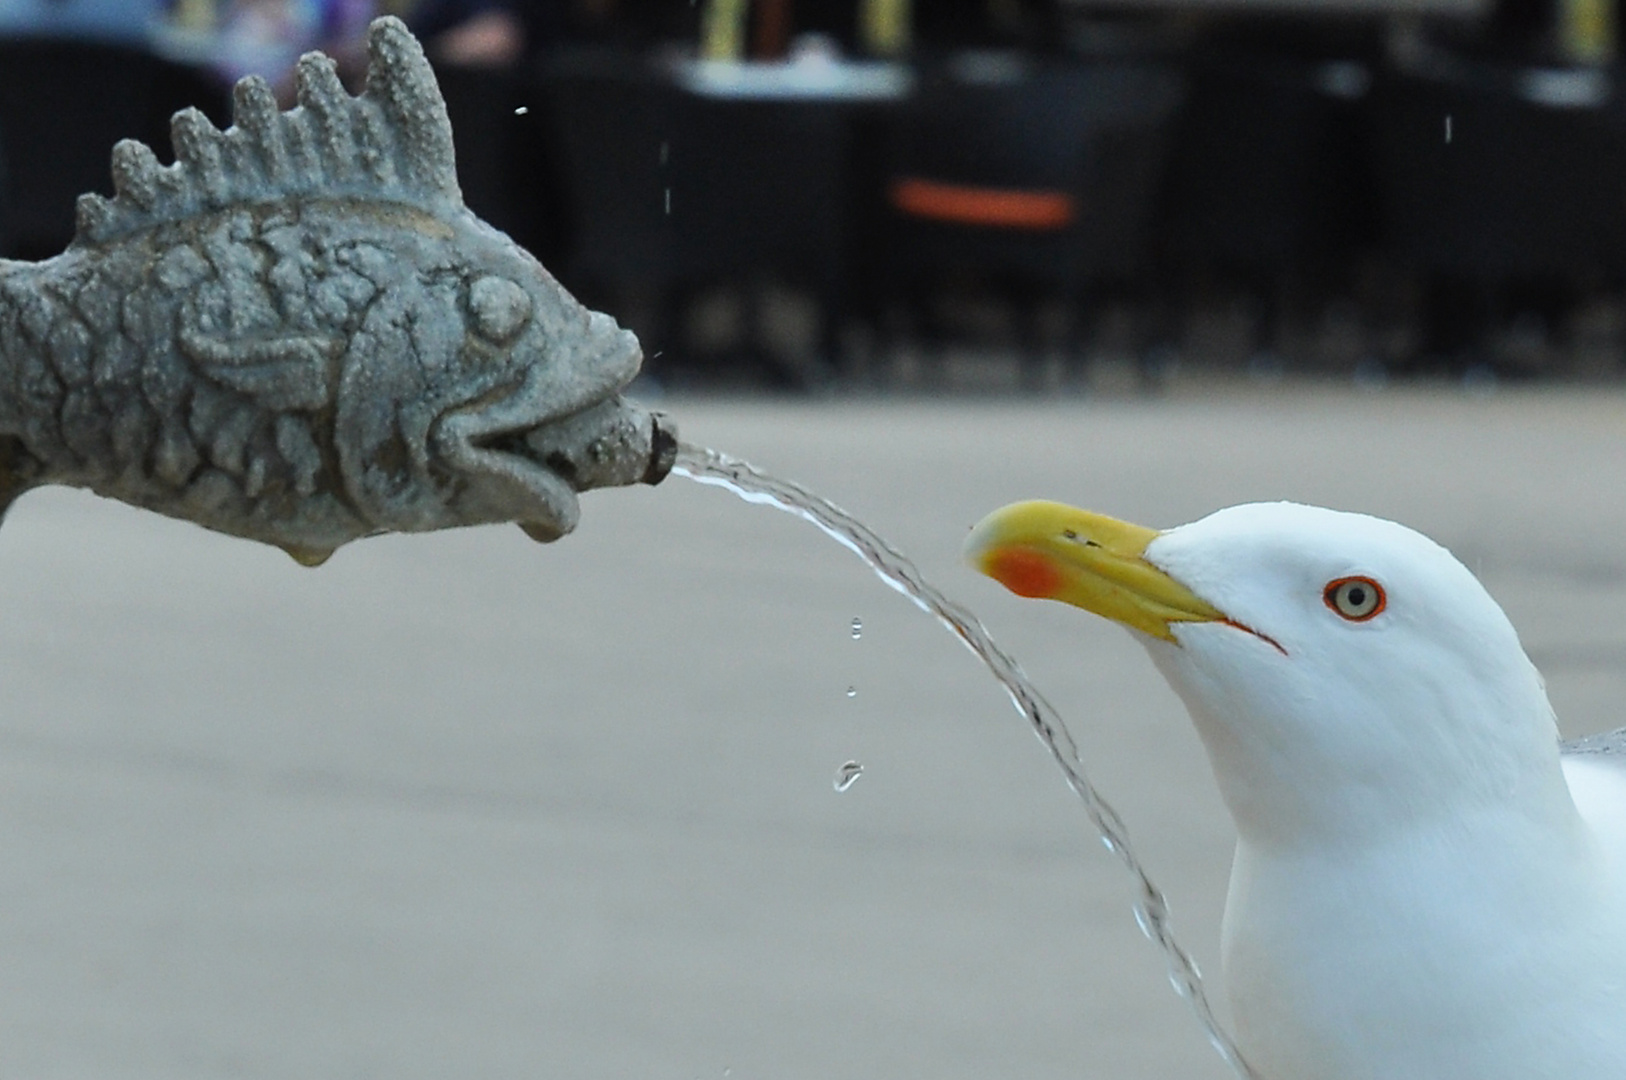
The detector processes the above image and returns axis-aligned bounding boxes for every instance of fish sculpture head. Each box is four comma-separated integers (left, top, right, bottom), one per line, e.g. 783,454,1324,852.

309,195,662,548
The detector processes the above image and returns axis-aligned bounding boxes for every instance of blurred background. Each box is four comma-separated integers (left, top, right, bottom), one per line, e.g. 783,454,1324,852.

6,4,1626,1079
3,0,1626,392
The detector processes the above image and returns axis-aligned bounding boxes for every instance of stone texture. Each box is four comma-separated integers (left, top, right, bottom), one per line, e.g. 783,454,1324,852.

0,17,667,563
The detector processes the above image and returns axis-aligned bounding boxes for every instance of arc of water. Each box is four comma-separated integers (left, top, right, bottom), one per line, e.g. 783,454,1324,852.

673,442,1258,1080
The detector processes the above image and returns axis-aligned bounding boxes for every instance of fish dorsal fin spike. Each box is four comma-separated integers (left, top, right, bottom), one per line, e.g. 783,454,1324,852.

71,16,462,250
74,192,115,243
296,51,348,115
362,15,460,202
170,108,230,205
353,98,400,188
295,52,361,183
109,139,163,209
281,106,326,188
231,74,288,186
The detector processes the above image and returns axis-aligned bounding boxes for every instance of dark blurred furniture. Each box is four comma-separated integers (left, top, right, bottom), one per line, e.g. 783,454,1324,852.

542,50,878,384
431,61,562,264
1369,57,1626,364
0,124,10,258
1157,21,1381,362
0,37,227,258
871,50,1183,372
1162,56,1375,281
542,53,670,298
1372,61,1626,277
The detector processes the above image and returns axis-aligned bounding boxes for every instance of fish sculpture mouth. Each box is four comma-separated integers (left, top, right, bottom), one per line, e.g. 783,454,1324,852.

409,300,668,542
461,402,671,492
432,365,674,544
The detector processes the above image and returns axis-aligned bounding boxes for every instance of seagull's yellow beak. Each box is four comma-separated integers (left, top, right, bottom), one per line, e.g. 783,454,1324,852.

963,500,1224,642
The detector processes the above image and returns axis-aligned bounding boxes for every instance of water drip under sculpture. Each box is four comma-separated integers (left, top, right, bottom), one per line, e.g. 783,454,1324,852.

0,16,673,564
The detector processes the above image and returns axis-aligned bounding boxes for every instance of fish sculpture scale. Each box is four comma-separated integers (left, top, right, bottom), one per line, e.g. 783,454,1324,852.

0,17,671,565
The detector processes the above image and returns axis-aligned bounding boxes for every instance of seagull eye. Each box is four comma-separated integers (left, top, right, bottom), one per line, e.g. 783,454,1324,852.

1324,576,1386,621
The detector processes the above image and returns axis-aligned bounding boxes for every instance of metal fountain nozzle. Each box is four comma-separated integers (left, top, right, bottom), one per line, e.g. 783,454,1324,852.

516,400,678,543
526,400,679,493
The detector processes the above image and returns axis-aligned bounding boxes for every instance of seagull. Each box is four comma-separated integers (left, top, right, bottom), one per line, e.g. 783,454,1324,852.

964,499,1626,1080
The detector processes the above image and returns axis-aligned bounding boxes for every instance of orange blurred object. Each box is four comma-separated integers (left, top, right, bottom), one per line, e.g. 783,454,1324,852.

751,0,793,59
889,177,1076,230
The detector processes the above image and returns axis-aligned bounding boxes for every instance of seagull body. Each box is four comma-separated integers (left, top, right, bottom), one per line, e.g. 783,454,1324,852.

965,500,1626,1080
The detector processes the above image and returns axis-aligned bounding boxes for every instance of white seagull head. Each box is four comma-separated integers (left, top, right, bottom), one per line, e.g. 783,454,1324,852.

965,500,1573,851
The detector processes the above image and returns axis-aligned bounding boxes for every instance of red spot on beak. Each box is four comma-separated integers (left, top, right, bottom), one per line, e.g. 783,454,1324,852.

984,546,1064,599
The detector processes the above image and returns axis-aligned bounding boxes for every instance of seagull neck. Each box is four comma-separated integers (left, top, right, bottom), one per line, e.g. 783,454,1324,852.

1208,719,1587,858
1156,656,1587,856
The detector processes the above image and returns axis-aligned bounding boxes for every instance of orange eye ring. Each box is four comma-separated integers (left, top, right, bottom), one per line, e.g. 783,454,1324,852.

1324,576,1386,621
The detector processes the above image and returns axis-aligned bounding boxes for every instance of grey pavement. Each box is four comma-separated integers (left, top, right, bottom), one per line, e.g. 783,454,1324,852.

1,381,1625,1078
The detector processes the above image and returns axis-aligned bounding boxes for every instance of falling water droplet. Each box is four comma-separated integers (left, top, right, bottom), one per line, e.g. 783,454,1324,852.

664,188,672,215
1132,902,1155,940
513,105,529,115
1444,114,1453,143
1170,965,1202,1000
845,685,857,698
851,616,863,639
834,760,863,791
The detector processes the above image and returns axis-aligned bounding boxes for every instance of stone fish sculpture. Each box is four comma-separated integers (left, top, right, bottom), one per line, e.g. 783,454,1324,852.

0,16,673,565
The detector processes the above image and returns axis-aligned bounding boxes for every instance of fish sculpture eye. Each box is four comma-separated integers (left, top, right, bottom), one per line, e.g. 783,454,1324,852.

469,276,532,343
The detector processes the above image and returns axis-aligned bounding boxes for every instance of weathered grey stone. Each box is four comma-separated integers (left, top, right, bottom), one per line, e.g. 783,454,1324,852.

0,16,671,564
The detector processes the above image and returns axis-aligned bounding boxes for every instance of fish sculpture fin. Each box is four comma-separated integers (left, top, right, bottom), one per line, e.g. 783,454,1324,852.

178,327,343,413
72,16,463,250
